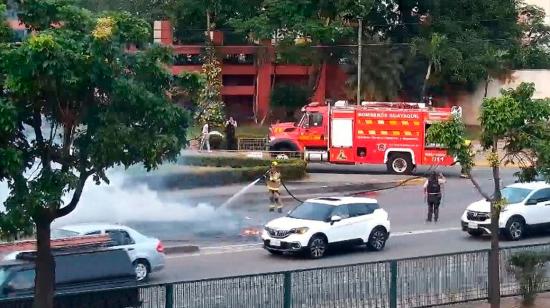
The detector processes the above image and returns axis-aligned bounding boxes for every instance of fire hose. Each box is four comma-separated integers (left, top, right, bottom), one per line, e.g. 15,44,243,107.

276,163,443,204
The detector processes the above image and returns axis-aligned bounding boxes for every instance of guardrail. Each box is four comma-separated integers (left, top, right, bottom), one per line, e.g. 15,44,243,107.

3,243,550,307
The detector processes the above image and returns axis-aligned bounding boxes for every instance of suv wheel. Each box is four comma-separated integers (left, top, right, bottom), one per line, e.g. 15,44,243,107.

134,260,149,281
505,217,525,241
308,235,327,259
367,227,388,251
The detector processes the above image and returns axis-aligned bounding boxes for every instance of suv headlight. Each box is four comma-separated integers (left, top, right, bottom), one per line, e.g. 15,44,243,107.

290,227,309,234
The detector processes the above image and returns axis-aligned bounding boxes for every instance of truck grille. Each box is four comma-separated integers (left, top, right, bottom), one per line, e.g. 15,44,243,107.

467,211,490,222
265,228,290,238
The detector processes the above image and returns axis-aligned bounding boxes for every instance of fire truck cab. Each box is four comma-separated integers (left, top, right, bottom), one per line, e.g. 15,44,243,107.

268,100,462,174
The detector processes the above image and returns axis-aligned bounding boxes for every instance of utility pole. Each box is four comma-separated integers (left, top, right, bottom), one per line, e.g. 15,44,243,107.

357,17,363,106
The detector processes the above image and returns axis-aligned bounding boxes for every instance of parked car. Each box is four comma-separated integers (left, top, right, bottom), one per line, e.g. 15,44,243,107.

261,197,391,258
0,248,139,308
461,181,550,240
4,223,165,281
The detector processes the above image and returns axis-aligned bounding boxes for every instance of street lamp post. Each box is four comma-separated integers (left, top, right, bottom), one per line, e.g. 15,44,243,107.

357,17,363,106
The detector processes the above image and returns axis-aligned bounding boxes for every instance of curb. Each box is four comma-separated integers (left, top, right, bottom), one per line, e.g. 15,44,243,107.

164,245,200,254
473,161,519,169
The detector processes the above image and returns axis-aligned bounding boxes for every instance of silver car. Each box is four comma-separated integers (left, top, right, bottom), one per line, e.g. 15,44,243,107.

4,223,165,281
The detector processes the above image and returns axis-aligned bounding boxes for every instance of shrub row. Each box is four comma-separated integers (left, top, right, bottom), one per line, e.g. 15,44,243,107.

178,155,304,169
140,160,307,190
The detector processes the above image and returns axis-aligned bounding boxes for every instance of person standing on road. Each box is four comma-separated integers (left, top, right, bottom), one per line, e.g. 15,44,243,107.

225,117,237,150
424,172,446,222
199,122,211,152
266,161,283,213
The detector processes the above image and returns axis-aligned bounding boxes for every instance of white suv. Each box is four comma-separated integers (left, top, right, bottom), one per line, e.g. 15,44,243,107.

461,181,550,241
261,197,391,258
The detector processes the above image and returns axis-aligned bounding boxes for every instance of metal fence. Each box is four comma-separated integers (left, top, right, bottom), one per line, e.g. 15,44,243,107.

238,138,268,151
5,243,550,308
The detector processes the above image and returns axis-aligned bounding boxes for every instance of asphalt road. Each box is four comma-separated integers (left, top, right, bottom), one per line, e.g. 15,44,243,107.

145,166,550,284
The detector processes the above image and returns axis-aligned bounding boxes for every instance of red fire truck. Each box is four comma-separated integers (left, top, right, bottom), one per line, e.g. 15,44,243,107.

268,100,462,174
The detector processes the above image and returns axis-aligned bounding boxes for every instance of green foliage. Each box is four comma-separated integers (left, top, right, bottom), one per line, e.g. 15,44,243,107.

508,251,550,306
179,155,304,168
0,4,13,43
271,83,312,109
171,71,205,113
0,1,189,232
345,36,404,101
194,44,225,127
428,82,550,182
153,158,307,189
426,115,474,174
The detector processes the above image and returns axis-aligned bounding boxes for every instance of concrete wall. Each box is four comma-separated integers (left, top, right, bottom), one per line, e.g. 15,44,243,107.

452,70,550,125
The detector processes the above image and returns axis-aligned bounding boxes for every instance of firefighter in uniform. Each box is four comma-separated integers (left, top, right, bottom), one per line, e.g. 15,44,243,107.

266,161,283,213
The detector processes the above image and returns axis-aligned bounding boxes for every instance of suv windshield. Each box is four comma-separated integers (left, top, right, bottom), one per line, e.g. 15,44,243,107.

288,202,334,221
502,187,532,204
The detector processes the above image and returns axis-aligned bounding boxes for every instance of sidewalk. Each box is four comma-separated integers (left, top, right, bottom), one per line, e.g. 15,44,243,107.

444,293,550,307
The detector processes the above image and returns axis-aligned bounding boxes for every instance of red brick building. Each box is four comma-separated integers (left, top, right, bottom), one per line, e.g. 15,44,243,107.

154,21,349,122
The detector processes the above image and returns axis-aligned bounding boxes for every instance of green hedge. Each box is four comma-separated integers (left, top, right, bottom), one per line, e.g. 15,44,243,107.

142,160,307,190
178,155,304,169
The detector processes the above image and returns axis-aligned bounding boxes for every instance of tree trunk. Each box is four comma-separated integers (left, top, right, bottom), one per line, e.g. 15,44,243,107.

488,141,502,308
206,10,211,32
34,220,55,308
420,61,432,101
484,75,490,98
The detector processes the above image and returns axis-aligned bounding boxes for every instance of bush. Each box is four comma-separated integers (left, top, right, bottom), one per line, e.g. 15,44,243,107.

142,160,307,190
179,155,305,169
508,251,550,306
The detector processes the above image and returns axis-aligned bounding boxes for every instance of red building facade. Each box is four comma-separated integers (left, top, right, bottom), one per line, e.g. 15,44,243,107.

155,21,348,122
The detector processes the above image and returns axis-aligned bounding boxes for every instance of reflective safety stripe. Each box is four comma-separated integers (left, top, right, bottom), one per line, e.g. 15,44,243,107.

369,130,376,135
413,121,420,126
377,120,385,124
392,131,400,136
380,131,388,135
389,120,398,125
365,120,373,124
404,131,412,136
402,121,409,125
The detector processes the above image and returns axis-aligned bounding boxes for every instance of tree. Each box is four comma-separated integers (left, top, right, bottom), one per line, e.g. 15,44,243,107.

412,33,460,100
194,44,225,127
0,1,188,307
345,35,404,101
373,0,521,98
171,71,205,113
427,83,550,307
510,3,550,70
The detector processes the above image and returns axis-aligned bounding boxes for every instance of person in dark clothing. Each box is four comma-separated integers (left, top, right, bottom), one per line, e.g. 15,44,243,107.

225,116,237,150
423,172,446,222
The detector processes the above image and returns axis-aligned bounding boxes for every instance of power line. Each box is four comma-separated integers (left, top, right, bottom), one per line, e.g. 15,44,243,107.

169,38,513,50
170,17,523,33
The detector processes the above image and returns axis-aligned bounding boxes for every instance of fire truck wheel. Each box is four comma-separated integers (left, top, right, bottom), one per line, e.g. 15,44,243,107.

386,153,413,174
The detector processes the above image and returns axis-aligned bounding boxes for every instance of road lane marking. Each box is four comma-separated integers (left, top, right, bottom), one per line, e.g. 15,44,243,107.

392,227,461,237
166,227,462,259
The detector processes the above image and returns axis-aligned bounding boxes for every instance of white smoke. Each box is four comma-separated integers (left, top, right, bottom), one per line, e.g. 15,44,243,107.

55,169,234,226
